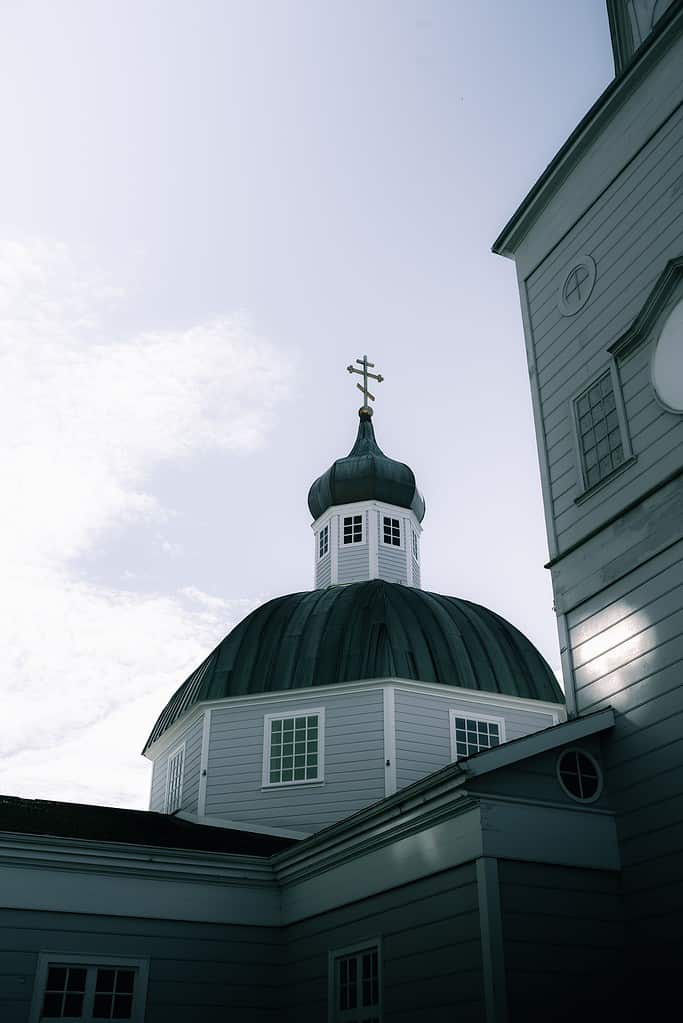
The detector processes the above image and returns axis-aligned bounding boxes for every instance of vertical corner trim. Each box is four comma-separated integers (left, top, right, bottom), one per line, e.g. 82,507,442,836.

383,685,397,797
369,508,379,579
197,708,212,816
330,515,339,584
476,856,508,1023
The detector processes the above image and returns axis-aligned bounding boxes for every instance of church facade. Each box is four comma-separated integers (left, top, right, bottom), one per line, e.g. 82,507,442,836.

1,3,682,1020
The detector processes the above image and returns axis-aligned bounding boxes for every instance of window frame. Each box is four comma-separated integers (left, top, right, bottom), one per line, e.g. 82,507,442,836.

164,742,185,813
29,953,149,1023
381,515,402,549
328,938,382,1023
262,707,325,788
556,747,604,804
341,514,364,546
570,359,634,502
318,523,330,560
449,709,506,762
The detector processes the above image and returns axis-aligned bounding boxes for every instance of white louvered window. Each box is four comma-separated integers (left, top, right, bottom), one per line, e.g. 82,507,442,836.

165,745,185,812
264,710,323,786
32,954,148,1023
331,944,381,1022
450,712,504,760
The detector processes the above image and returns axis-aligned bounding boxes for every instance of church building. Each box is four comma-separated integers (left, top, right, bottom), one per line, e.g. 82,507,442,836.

1,2,682,1020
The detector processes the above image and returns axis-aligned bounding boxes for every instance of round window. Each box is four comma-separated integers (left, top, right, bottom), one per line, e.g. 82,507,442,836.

556,749,602,803
558,255,597,316
651,297,683,413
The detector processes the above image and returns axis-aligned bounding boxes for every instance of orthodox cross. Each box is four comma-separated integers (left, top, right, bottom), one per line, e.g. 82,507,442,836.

347,355,384,409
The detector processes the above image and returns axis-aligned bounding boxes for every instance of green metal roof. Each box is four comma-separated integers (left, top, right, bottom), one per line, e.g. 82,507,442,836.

307,409,426,521
145,580,563,750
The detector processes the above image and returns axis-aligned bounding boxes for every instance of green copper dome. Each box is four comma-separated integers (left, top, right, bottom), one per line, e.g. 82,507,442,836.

307,409,426,522
144,580,563,749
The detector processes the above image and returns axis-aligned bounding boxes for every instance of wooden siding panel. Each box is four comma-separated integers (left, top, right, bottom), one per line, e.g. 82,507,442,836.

315,552,331,589
523,103,683,552
284,863,481,1021
394,689,557,790
0,908,283,1021
378,544,406,583
499,860,623,1021
205,689,384,831
338,543,369,584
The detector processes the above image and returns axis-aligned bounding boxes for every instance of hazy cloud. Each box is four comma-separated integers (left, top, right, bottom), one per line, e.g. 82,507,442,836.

0,239,291,807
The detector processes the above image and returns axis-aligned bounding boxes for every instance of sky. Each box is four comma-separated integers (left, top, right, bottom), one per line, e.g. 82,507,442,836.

0,0,614,809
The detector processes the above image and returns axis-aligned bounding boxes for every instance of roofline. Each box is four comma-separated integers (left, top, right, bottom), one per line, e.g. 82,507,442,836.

273,707,614,879
492,2,683,258
175,811,311,841
143,675,566,759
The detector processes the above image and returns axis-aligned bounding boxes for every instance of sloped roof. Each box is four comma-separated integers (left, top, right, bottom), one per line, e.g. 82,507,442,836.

145,579,564,750
308,409,425,521
0,795,296,856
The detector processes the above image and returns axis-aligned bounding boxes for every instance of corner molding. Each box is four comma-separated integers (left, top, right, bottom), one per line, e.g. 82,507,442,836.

608,255,683,359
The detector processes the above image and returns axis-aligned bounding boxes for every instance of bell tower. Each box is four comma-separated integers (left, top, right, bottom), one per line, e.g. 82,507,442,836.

308,357,425,589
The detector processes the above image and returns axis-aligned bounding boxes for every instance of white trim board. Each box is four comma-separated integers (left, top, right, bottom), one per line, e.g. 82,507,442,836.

29,952,150,1023
176,811,311,840
145,677,566,759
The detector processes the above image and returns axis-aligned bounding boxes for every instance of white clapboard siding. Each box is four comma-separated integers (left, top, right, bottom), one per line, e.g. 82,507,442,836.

205,689,384,831
566,536,683,945
149,715,204,814
521,100,683,553
394,689,558,791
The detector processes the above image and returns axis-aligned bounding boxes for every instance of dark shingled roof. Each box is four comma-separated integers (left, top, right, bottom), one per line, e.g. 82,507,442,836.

0,795,296,856
308,409,426,522
145,579,564,750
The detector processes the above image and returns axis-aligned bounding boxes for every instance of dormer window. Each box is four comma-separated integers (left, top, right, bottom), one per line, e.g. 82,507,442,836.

318,524,329,559
343,515,363,545
382,516,401,547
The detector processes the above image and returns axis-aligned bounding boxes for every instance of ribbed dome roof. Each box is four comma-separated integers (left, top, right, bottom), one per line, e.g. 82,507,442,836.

145,580,563,750
308,409,425,522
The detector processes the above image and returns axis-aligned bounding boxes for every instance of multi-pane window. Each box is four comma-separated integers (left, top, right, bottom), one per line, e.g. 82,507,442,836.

343,515,363,545
332,945,380,1022
382,516,400,546
165,746,184,813
266,712,322,785
452,716,502,759
38,962,140,1020
411,529,419,561
574,371,625,489
319,524,329,559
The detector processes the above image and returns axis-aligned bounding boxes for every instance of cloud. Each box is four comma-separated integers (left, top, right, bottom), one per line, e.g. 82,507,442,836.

0,239,292,807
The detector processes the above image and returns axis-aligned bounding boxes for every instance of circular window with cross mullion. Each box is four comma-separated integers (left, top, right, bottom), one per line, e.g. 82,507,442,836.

556,748,603,803
558,254,597,316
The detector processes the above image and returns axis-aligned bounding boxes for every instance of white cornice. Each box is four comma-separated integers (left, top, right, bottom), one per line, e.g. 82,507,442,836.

0,830,276,887
310,499,422,533
144,677,566,759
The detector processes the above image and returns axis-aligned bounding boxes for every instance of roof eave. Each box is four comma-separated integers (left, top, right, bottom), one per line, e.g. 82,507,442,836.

492,2,683,259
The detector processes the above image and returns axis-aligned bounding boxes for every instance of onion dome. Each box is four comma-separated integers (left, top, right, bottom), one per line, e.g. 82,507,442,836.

307,408,425,522
144,579,563,749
